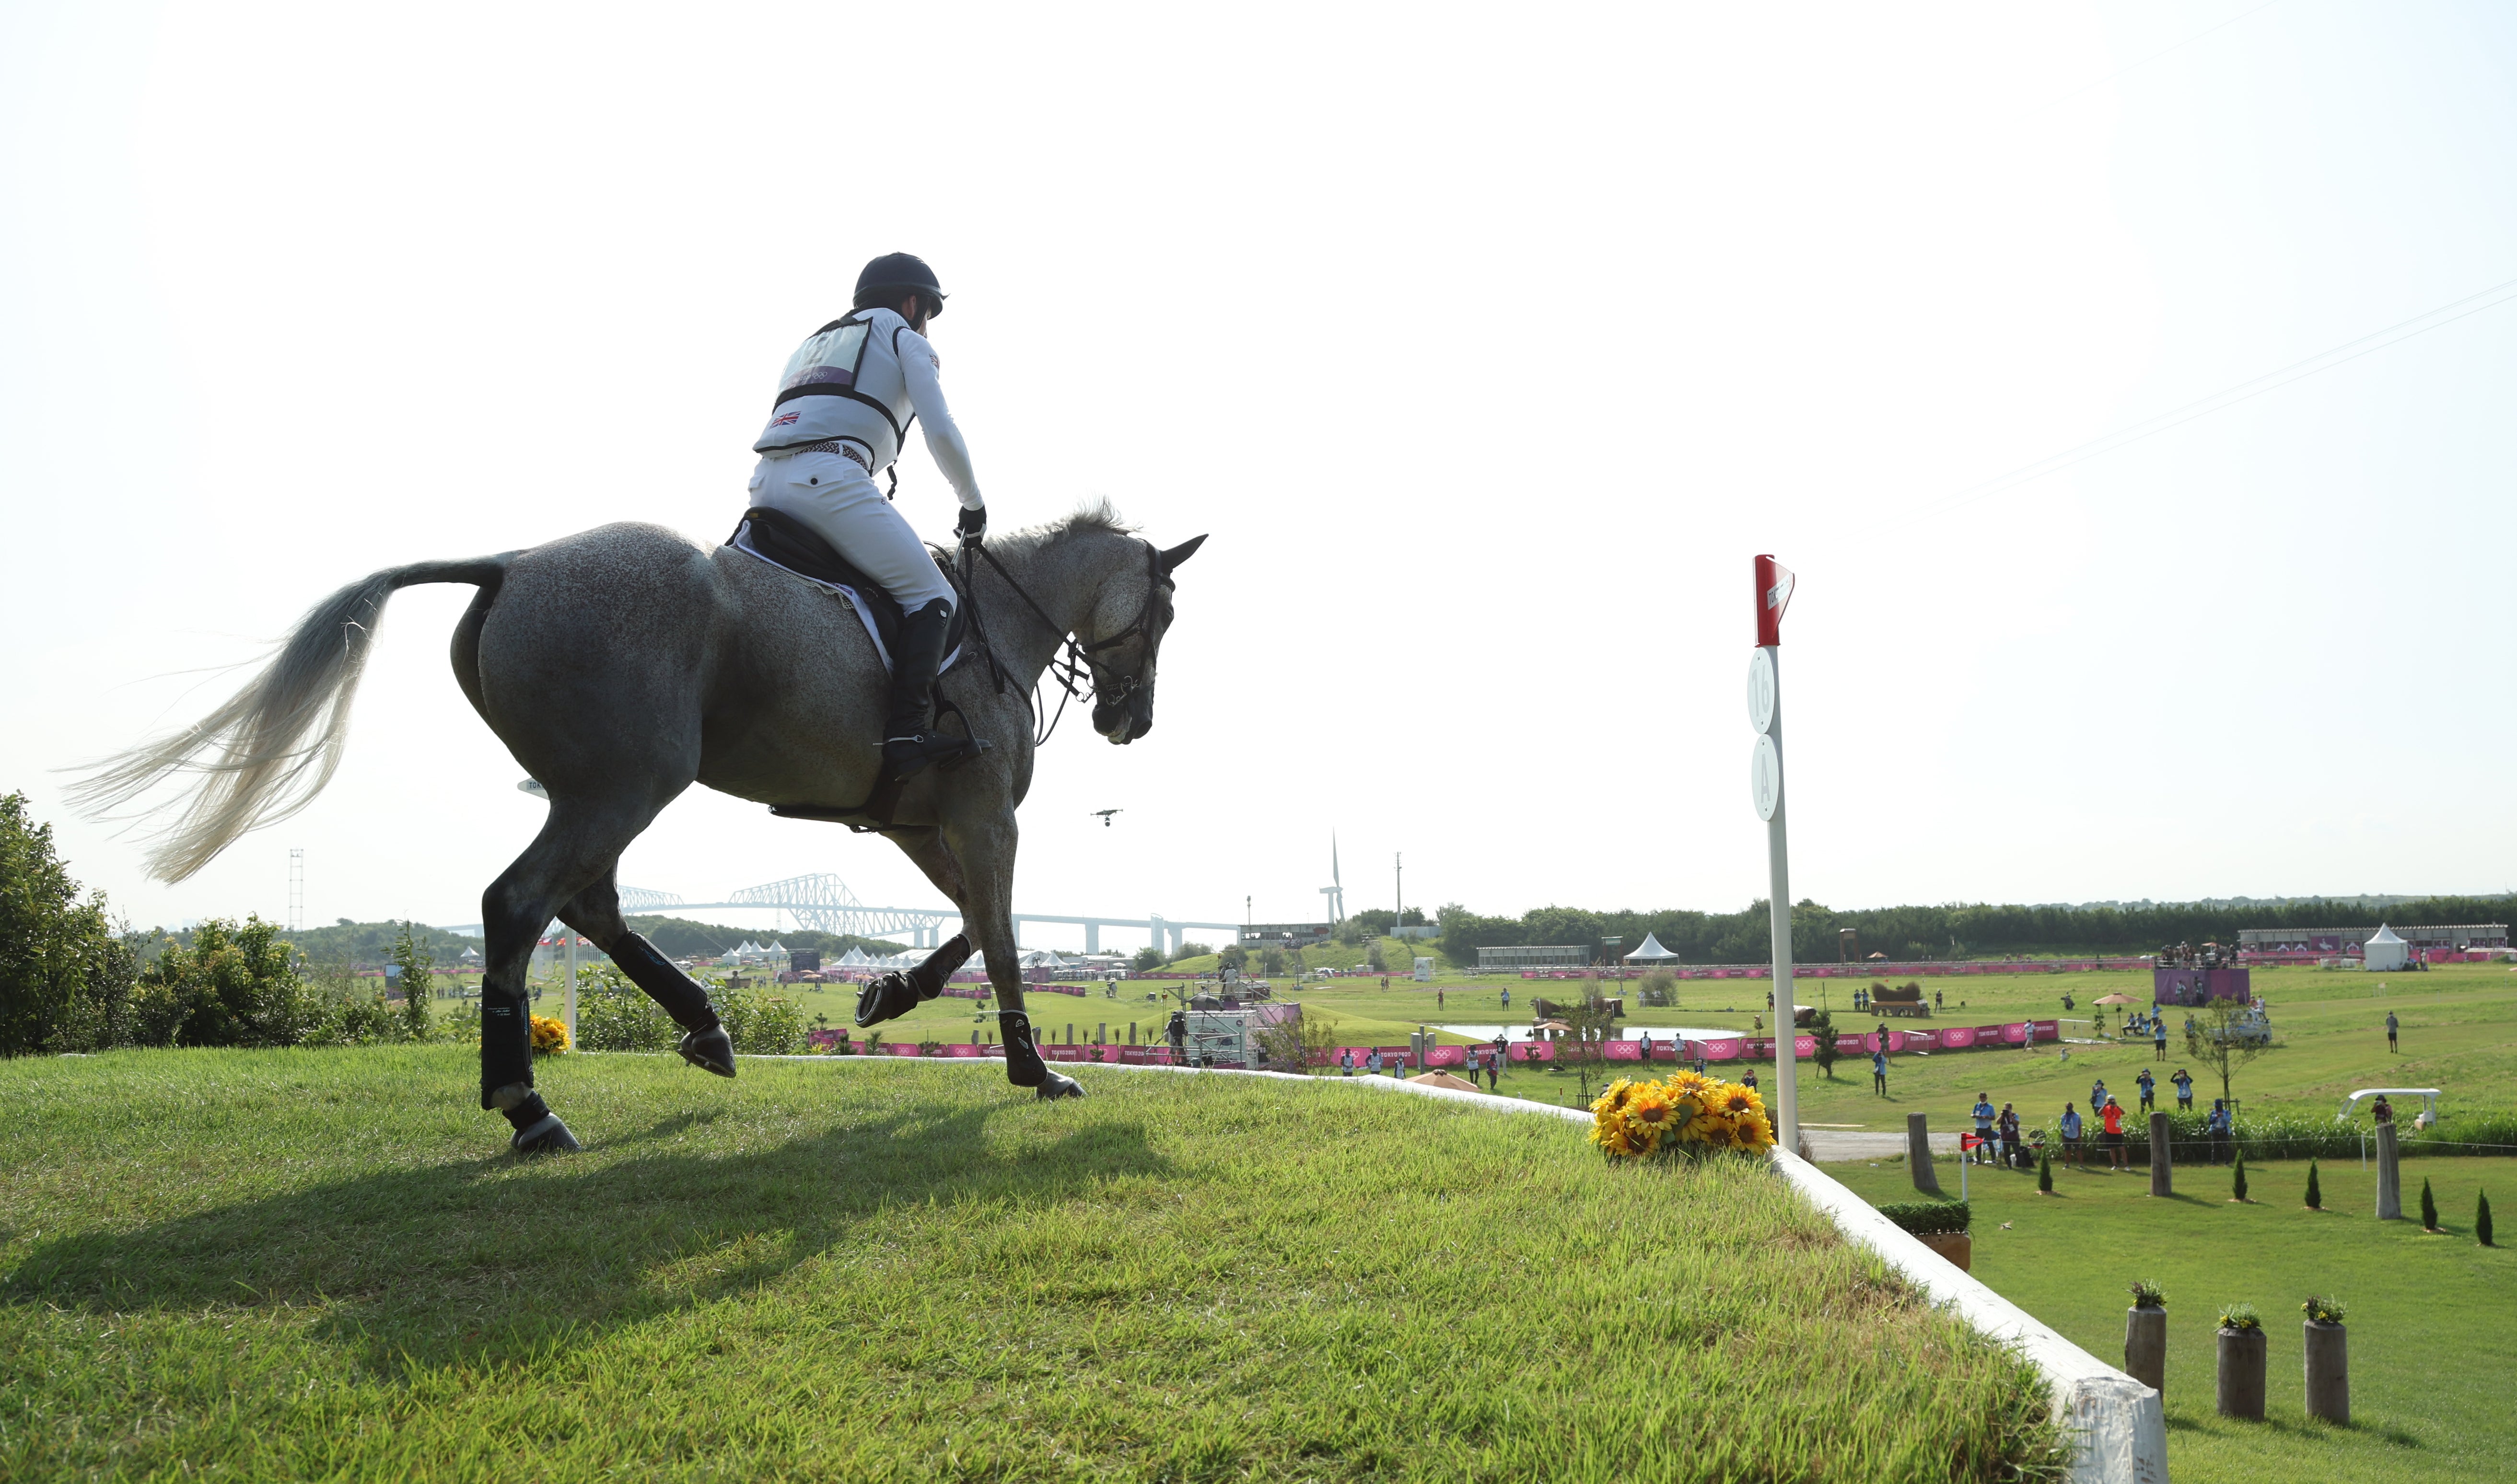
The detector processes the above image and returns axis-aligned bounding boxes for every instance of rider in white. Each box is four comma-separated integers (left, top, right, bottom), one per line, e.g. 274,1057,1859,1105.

749,252,987,779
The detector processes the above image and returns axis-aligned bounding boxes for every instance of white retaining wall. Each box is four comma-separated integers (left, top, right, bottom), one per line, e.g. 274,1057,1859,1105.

747,1054,2168,1482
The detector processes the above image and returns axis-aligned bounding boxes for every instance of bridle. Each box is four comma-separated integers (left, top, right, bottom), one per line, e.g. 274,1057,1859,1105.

963,539,1165,747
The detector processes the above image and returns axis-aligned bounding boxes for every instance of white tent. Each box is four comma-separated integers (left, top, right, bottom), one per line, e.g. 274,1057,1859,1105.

838,946,870,967
1623,933,1681,963
2363,923,2409,973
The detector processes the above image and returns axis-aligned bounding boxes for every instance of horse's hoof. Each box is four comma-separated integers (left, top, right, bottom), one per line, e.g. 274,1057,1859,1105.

854,971,918,1028
511,1112,582,1155
1035,1071,1085,1101
678,1025,737,1078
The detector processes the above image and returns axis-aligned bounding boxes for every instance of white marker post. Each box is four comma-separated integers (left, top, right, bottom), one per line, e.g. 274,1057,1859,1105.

1748,555,1798,1154
565,930,579,1047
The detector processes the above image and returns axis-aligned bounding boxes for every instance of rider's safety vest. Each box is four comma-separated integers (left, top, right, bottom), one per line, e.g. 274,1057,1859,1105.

753,307,920,467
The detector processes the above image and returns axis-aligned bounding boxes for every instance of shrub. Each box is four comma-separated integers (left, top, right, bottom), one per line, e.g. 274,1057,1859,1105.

577,966,675,1052
2479,1191,2494,1247
2304,1160,2321,1210
2127,1278,2166,1309
1877,1201,1969,1236
2038,1149,2054,1194
0,793,140,1055
1637,970,1678,1008
1807,1009,1840,1079
132,916,315,1047
307,961,402,1044
2301,1295,2346,1326
2216,1302,2262,1333
390,922,433,1042
721,987,805,1055
2232,1154,2249,1202
2420,1177,2440,1231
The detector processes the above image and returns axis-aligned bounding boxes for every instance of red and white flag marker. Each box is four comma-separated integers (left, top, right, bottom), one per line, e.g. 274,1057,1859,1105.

1749,556,1798,1153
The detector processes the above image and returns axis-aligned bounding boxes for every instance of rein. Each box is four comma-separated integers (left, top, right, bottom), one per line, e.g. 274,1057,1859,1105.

962,539,1162,749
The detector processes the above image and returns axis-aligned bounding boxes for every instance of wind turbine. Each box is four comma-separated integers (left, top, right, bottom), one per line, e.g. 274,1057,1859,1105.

1319,833,1344,923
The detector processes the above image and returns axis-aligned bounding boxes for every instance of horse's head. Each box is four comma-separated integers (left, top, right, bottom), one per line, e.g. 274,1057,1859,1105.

1083,533,1204,743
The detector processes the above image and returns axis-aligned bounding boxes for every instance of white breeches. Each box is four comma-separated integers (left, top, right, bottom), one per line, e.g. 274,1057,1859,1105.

747,450,955,613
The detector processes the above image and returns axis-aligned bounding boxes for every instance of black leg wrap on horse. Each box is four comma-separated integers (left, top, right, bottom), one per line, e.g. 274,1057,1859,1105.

479,984,535,1109
501,1092,553,1133
612,931,720,1032
855,934,974,1028
997,1009,1084,1100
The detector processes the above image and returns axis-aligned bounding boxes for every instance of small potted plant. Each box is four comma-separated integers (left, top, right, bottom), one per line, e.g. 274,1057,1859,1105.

2301,1296,2348,1424
1878,1201,1972,1271
2124,1280,2167,1392
2216,1302,2266,1420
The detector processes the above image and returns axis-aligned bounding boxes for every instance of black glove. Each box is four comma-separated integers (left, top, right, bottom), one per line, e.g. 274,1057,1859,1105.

956,505,987,549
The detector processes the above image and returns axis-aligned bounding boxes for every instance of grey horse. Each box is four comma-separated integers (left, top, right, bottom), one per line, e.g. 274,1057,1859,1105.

72,506,1203,1151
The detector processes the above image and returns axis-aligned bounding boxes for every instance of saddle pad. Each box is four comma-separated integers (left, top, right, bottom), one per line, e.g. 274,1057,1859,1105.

725,510,963,675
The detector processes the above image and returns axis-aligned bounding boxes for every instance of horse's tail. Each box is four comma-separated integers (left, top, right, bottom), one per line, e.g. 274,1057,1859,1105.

66,553,519,882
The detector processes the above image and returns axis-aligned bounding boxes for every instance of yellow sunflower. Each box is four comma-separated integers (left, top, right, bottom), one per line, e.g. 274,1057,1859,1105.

1663,1069,1714,1100
1620,1082,1679,1153
529,1014,570,1055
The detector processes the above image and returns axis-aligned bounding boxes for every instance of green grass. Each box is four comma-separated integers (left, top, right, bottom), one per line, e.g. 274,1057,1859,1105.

1823,1153,2517,1484
2,1046,2059,1482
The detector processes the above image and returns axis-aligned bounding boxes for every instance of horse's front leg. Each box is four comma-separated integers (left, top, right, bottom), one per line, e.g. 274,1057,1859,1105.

934,808,1080,1100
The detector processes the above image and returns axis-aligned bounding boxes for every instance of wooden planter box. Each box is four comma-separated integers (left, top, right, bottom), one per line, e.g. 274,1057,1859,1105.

1914,1231,1971,1271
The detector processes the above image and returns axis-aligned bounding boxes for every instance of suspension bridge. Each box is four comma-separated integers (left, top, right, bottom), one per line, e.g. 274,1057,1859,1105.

451,873,1238,953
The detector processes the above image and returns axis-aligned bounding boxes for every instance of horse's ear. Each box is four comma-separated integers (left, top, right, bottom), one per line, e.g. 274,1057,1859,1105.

1157,535,1208,574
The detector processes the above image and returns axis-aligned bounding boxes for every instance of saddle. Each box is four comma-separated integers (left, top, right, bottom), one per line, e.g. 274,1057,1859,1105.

726,507,968,670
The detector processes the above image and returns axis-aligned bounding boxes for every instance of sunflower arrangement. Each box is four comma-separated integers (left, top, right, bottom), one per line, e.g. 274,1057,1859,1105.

529,1014,571,1055
1590,1072,1775,1159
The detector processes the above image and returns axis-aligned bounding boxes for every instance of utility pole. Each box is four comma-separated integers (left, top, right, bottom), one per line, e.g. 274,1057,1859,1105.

1394,852,1403,929
1747,555,1799,1155
288,848,304,933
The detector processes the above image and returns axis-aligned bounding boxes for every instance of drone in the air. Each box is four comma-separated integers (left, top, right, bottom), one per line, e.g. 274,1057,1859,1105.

1092,809,1123,828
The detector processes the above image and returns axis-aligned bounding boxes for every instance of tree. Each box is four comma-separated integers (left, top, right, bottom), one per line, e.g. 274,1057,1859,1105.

1365,939,1388,974
1806,1009,1840,1079
1217,944,1248,973
2304,1160,2322,1210
1555,995,1619,1105
1258,945,1288,976
393,921,433,1040
0,792,139,1055
2479,1191,2495,1247
2420,1177,2440,1232
2183,998,2268,1108
2231,1154,2248,1203
1130,946,1165,974
2037,1148,2054,1194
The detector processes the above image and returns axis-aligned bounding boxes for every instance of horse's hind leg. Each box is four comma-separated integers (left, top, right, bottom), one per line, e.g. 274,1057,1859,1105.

559,868,734,1076
480,800,675,1152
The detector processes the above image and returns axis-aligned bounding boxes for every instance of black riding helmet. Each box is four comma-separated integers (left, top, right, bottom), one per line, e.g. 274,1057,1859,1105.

853,252,946,319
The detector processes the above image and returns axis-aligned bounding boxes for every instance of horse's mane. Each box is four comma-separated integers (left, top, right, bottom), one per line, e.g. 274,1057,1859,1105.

998,498,1136,557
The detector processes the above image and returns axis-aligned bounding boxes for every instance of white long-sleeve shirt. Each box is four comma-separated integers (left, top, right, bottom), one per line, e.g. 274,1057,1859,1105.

895,326,984,511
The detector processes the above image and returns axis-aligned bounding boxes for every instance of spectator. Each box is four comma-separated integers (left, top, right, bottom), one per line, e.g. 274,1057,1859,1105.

2100,1097,2127,1171
2371,1093,2394,1126
2207,1099,2234,1165
1340,1049,1355,1078
1971,1093,1997,1166
2171,1067,2194,1110
2059,1102,2084,1167
2136,1067,2156,1113
1742,1066,1760,1096
1999,1103,2021,1167
1501,988,1511,1009
1872,1047,1888,1097
2386,1010,2400,1053
2090,1077,2108,1113
1934,989,1945,1010
2152,1017,2168,1061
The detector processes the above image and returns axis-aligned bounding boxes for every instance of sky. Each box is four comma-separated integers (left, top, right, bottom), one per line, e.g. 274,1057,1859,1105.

4,1,2513,951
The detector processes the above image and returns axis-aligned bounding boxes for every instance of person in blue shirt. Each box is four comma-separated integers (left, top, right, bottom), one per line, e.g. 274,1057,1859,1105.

2153,1016,2169,1061
2058,1102,2084,1167
2136,1067,2156,1112
2207,1098,2234,1165
2090,1078,2108,1113
1872,1048,1888,1096
2171,1067,2194,1110
1971,1093,1997,1165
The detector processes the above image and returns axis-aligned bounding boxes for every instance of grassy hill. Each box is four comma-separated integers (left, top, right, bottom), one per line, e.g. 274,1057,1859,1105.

2,1047,2057,1481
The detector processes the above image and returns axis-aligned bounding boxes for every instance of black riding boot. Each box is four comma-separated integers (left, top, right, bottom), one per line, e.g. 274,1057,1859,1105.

881,598,981,781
